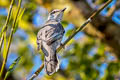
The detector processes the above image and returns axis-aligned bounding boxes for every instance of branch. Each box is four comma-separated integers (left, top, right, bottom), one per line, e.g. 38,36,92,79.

0,0,22,79
0,0,15,52
29,0,112,79
107,0,120,17
29,64,44,80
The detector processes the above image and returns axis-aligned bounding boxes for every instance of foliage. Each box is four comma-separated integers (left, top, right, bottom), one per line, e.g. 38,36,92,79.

0,0,120,80
4,57,21,80
0,0,22,79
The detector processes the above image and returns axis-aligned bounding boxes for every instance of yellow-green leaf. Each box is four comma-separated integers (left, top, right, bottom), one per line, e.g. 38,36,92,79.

13,8,25,33
4,57,21,80
3,32,7,59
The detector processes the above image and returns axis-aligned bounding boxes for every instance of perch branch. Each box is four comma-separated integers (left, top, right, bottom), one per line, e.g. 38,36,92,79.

29,0,112,80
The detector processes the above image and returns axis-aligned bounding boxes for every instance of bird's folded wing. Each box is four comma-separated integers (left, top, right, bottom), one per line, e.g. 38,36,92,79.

37,23,65,46
46,32,63,45
45,23,65,45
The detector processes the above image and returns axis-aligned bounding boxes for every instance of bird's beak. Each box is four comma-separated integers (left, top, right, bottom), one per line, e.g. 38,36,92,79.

61,8,66,12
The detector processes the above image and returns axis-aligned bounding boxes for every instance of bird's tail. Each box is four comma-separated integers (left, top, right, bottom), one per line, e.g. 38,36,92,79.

44,52,59,75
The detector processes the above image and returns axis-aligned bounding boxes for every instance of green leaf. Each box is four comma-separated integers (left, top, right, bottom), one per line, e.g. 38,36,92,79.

3,32,7,59
65,29,74,37
0,26,6,38
4,57,21,80
13,8,25,34
61,21,68,28
95,0,108,5
18,8,25,21
13,22,19,34
97,43,105,56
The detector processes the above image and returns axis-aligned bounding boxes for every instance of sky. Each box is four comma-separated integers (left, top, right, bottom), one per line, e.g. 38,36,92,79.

0,0,119,79
87,0,120,24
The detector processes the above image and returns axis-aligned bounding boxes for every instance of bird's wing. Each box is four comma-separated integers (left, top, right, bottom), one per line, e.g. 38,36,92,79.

37,22,65,48
44,23,65,45
37,29,43,50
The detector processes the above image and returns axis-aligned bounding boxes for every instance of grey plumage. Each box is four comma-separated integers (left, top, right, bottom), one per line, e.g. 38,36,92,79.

37,8,66,75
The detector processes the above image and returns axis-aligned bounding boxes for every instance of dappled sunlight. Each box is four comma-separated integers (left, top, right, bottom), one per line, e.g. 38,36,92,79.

0,0,120,80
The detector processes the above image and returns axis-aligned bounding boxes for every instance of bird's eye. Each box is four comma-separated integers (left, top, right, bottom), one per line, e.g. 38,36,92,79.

51,11,56,14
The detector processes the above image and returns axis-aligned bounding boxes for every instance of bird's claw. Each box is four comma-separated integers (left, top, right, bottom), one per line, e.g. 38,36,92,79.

60,43,65,49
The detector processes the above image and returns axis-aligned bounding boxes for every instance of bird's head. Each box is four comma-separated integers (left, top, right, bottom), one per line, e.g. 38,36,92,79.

47,8,66,22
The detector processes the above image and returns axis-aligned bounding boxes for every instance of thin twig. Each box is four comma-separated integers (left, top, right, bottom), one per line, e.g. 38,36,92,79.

107,0,120,17
0,0,22,78
29,0,112,80
89,0,112,19
29,64,44,80
0,0,15,52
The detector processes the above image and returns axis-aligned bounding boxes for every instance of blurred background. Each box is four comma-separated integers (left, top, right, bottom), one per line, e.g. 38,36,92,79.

0,0,120,80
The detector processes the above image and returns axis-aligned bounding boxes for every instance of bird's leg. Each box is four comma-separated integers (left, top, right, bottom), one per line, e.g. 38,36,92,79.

60,43,65,49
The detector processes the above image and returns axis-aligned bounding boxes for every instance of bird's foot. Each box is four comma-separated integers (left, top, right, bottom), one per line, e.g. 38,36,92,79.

60,43,65,49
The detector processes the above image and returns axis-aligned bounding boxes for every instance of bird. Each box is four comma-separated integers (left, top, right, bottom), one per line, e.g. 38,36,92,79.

37,8,66,75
